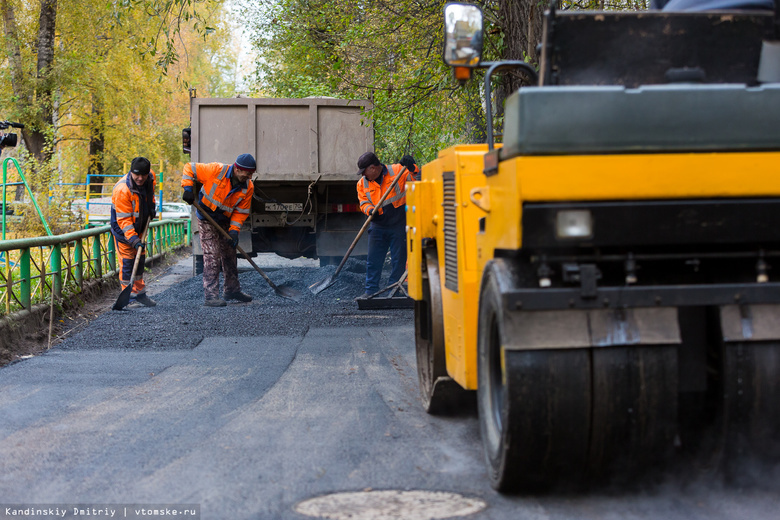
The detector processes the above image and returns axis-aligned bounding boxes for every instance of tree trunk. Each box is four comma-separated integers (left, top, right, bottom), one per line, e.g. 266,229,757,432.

492,0,545,142
0,0,26,103
27,0,57,166
88,99,105,196
1,0,57,168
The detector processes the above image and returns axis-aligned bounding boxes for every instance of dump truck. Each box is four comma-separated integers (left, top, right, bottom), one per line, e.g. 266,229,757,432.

407,2,780,491
185,97,374,272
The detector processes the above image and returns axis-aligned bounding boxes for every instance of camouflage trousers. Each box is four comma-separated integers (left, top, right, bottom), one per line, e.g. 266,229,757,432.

198,218,240,300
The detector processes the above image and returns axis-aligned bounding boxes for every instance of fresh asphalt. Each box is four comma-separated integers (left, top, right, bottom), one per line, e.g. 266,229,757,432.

0,255,778,519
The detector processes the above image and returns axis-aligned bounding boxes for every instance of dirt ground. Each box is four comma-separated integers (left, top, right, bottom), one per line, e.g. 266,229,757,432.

3,250,189,367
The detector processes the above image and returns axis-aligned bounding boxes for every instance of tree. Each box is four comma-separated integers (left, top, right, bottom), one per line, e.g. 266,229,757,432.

241,0,485,163
0,0,57,167
243,0,649,157
0,0,236,208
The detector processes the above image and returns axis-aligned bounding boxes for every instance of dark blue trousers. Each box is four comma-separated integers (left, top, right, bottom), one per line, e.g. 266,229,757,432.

365,224,407,294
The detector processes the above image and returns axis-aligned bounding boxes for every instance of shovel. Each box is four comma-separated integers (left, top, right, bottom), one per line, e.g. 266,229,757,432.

113,217,151,311
192,199,302,302
309,166,408,295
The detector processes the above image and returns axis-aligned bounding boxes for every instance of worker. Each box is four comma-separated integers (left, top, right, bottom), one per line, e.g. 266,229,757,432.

355,151,419,299
181,153,255,307
110,156,157,307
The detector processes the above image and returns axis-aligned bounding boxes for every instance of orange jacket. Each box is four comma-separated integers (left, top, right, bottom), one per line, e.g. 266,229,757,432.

110,172,156,244
356,164,416,218
182,162,254,232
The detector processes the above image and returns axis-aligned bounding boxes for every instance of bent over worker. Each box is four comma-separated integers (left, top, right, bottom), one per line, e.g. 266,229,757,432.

110,156,157,307
181,153,255,307
355,151,419,299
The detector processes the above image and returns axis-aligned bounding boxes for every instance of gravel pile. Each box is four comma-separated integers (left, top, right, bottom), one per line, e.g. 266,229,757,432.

57,257,413,352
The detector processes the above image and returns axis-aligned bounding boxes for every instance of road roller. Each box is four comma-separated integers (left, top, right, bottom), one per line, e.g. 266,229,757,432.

407,2,780,491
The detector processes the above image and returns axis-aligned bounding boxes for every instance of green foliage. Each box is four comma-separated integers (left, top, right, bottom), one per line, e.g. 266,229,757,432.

240,0,483,164
0,0,236,233
240,0,649,163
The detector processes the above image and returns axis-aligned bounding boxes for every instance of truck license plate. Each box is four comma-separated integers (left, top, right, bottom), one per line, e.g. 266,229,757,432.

265,203,303,212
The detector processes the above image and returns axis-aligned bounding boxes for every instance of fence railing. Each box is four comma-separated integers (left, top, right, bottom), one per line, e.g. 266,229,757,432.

0,219,189,316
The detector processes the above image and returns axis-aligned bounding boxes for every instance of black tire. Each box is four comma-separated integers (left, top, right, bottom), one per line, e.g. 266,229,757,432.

193,254,204,276
415,248,468,414
477,259,591,492
319,256,338,267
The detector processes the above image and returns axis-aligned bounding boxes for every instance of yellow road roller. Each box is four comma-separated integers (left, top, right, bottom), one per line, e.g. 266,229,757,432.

407,2,780,491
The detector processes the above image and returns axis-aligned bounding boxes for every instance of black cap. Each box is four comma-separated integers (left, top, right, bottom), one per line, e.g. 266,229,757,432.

130,157,151,176
357,151,381,176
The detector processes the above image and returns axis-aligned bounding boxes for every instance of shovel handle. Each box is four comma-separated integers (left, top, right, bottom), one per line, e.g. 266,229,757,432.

192,199,281,291
330,166,409,279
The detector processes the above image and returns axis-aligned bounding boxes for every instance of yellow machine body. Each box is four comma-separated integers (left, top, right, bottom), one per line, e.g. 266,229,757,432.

408,148,780,391
407,144,488,389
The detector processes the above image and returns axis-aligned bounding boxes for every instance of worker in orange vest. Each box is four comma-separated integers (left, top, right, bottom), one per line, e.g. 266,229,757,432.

181,153,255,307
110,157,157,307
355,151,418,299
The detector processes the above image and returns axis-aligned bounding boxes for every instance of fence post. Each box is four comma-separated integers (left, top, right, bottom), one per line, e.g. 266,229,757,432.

20,247,30,310
74,239,83,287
51,244,62,297
107,233,116,272
92,234,102,278
4,253,11,314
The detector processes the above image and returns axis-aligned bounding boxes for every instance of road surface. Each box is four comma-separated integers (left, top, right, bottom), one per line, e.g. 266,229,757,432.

0,256,778,520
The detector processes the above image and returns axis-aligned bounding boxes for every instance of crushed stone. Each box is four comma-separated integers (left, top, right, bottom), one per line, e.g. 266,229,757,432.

57,257,413,352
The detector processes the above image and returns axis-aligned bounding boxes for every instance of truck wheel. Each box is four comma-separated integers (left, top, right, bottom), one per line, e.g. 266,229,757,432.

477,259,591,492
193,254,203,276
415,248,467,414
319,256,338,267
721,340,780,481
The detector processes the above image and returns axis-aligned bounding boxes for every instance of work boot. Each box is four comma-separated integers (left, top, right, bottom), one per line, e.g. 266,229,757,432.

204,297,227,307
134,293,157,307
224,291,252,302
356,292,373,300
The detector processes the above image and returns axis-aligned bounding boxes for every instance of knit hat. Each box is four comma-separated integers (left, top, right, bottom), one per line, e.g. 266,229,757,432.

234,153,256,173
357,151,381,175
130,157,151,176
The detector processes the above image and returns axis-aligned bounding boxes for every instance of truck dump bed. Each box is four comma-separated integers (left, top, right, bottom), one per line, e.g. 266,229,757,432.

190,98,373,182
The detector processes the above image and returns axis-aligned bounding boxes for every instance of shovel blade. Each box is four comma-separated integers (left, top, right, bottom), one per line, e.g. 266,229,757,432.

276,285,303,302
112,284,133,311
308,275,334,295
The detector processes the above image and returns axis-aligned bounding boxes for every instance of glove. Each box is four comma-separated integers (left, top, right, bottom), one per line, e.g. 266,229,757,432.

182,189,195,205
400,155,417,172
228,230,239,249
129,235,145,250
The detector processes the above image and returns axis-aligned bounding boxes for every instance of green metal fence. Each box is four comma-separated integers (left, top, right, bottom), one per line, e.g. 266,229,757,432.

0,219,189,316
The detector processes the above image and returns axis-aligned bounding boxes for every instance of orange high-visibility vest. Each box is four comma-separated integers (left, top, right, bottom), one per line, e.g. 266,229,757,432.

356,164,415,217
111,172,156,242
182,162,254,232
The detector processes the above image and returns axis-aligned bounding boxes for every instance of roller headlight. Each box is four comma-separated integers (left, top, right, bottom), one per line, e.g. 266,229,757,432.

556,210,593,239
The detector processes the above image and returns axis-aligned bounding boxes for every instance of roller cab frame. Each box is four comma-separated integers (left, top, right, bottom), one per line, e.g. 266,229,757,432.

408,2,780,491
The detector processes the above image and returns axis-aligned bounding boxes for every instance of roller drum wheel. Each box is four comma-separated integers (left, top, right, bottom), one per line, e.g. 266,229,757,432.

477,259,591,491
415,248,467,414
721,340,780,478
589,345,678,482
477,259,680,491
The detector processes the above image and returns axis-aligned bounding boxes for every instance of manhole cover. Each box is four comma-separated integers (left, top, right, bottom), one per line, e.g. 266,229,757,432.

295,490,486,520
